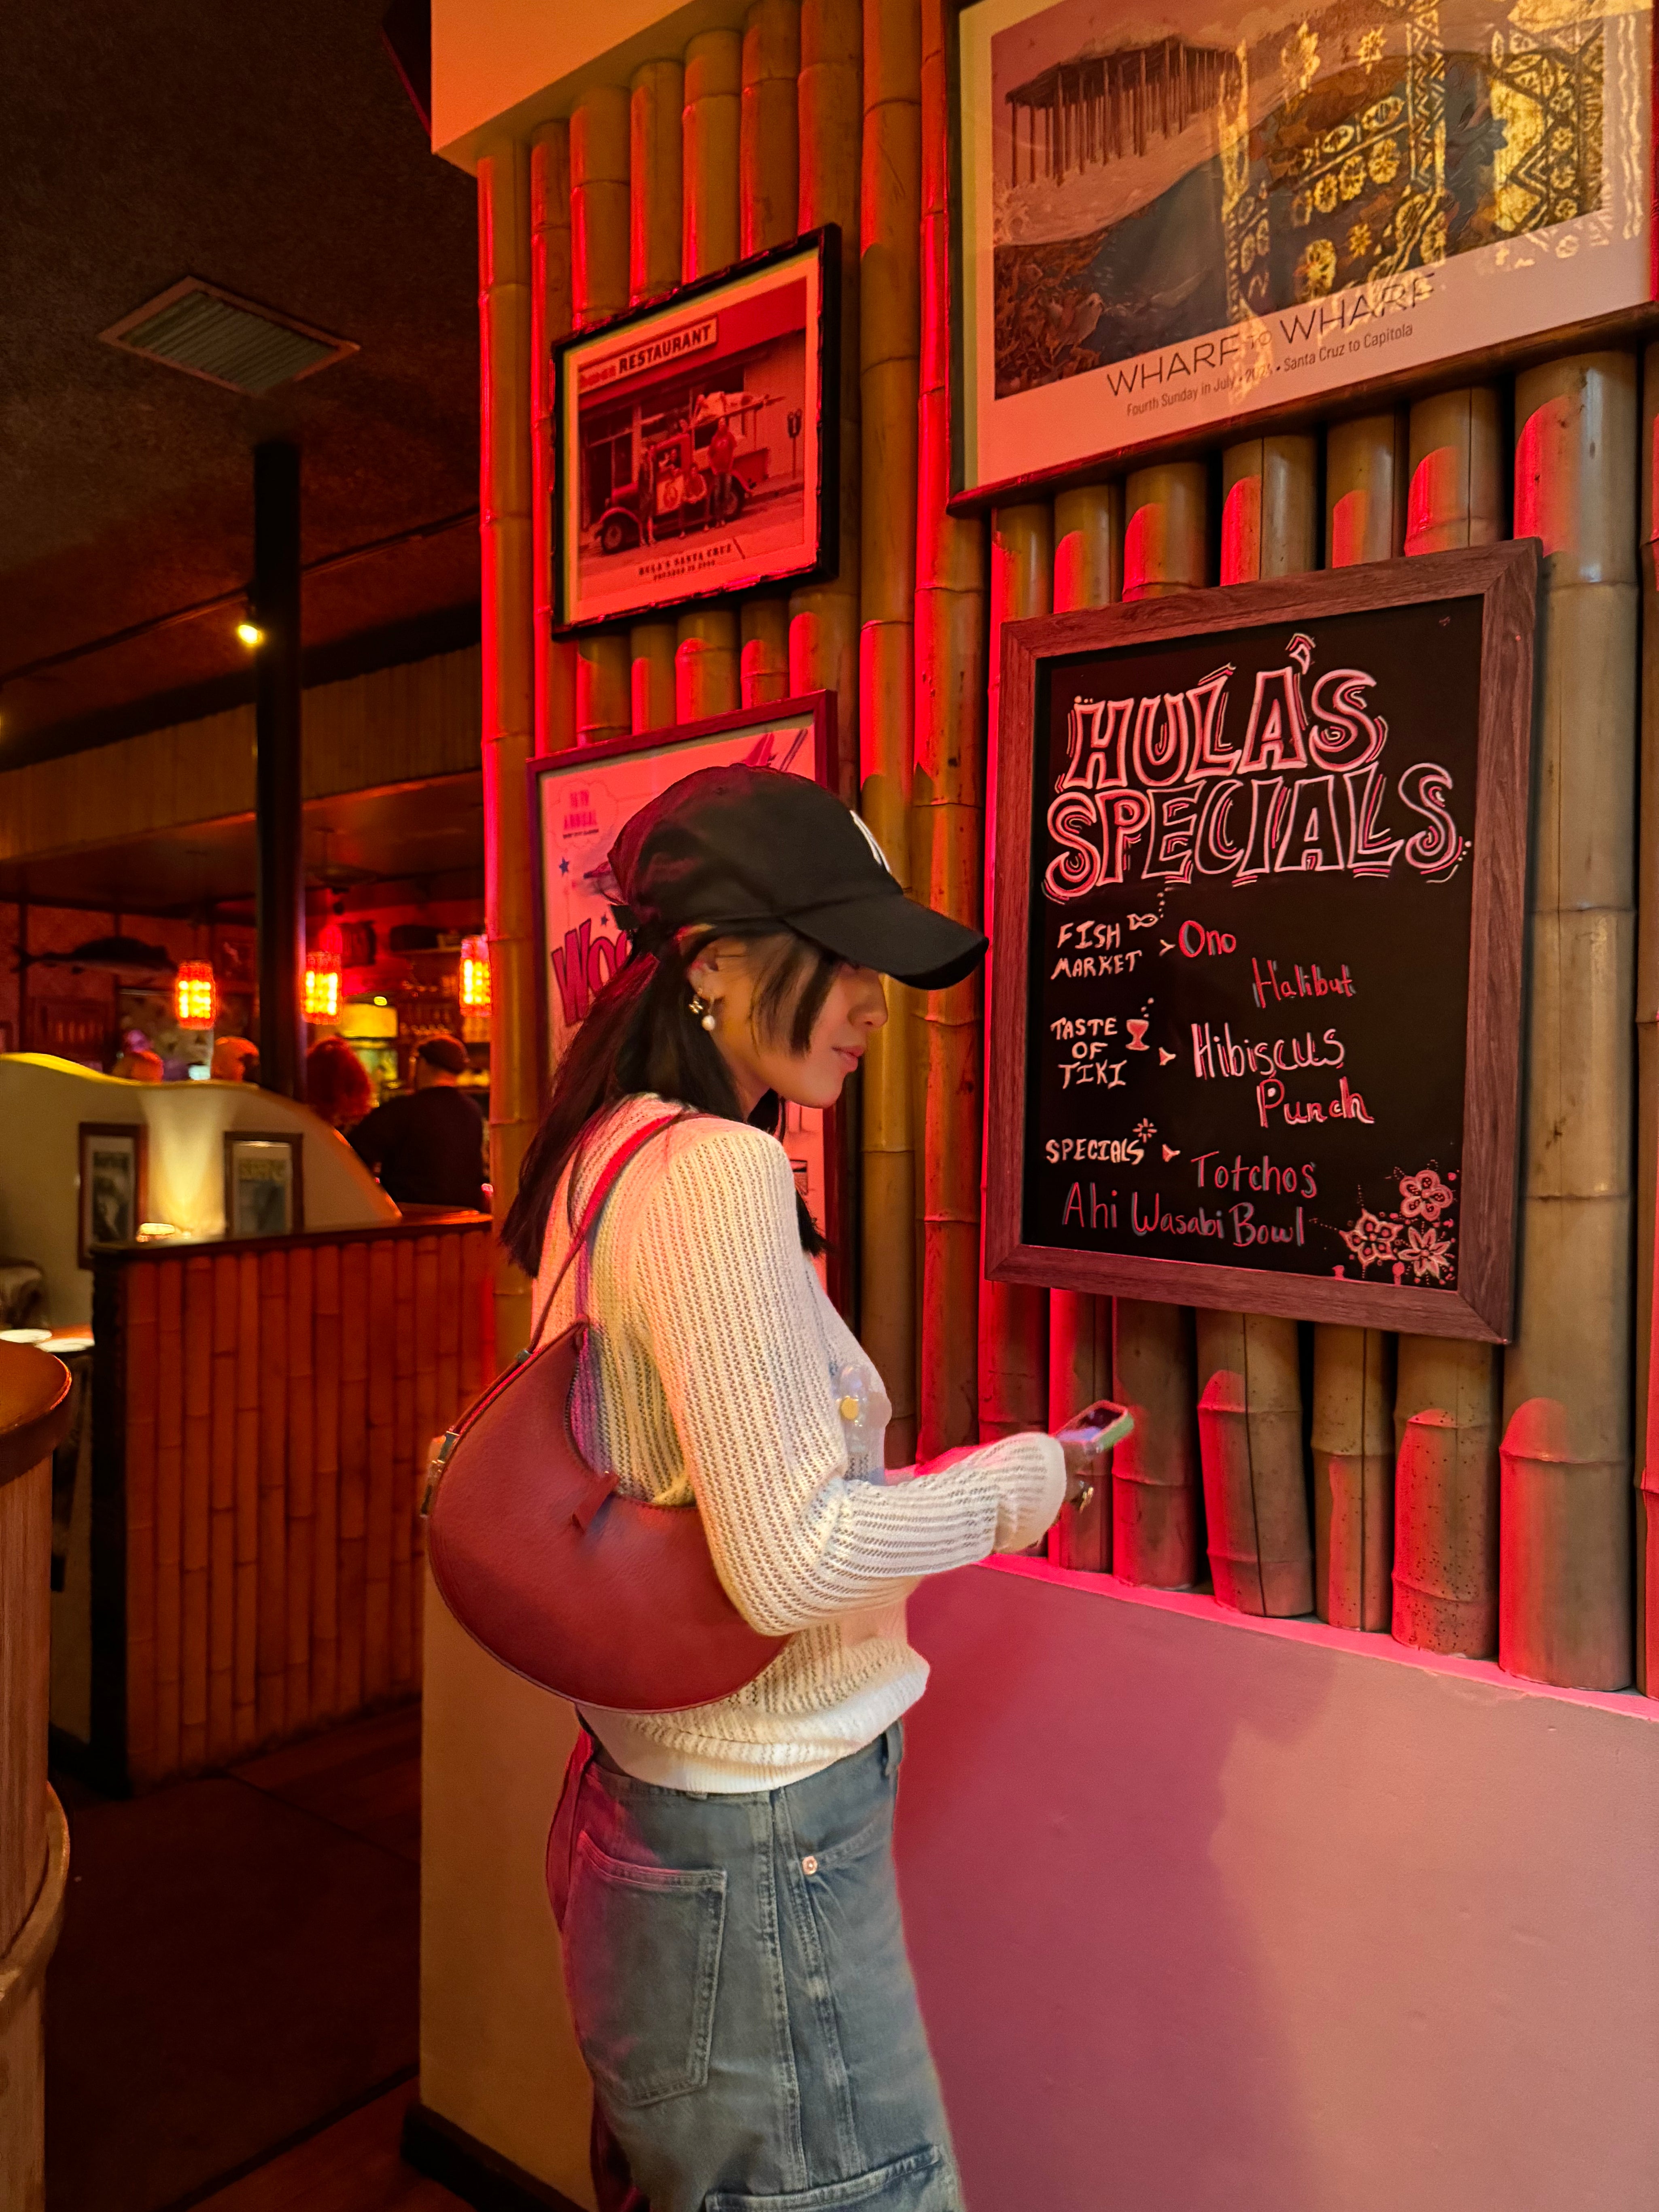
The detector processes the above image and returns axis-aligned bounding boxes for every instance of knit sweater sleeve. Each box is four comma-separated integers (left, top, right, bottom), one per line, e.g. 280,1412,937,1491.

628,1122,1065,1636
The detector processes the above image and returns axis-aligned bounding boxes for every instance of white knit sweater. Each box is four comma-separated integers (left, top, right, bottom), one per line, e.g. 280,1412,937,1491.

533,1093,1066,1792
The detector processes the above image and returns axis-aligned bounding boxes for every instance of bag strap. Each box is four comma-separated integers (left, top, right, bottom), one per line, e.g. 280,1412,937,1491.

528,1108,691,1352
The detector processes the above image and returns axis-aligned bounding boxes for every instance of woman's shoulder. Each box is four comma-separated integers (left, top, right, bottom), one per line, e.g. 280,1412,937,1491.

577,1094,791,1201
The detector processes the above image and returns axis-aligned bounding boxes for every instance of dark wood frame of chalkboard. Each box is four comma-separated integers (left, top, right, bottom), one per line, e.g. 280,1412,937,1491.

984,539,1539,1342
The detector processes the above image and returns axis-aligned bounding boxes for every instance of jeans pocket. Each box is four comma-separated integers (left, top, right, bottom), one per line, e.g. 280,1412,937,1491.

564,1829,726,2108
705,2145,959,2210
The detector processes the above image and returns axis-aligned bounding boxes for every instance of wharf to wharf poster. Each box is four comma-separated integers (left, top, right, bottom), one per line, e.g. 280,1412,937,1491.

955,0,1650,492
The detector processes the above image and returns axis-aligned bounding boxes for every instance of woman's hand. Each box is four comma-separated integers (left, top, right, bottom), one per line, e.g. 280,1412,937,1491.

1055,1400,1135,1509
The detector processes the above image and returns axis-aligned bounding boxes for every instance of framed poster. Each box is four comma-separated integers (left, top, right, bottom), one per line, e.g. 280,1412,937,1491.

952,0,1651,500
553,230,839,631
78,1123,148,1265
529,694,848,1302
223,1132,304,1238
984,540,1537,1339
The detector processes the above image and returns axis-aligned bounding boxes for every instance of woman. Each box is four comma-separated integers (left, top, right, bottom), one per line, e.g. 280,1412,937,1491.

503,766,1079,2212
305,1034,373,1132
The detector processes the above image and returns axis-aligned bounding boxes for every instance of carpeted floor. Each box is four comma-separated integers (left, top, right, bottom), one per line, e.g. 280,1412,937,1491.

47,1719,421,2212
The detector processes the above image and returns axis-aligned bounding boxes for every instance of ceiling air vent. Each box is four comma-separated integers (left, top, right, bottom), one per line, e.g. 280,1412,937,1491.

99,278,357,396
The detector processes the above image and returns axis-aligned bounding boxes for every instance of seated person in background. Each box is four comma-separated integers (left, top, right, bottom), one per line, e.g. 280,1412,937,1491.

349,1035,485,1210
210,1036,259,1083
306,1034,373,1132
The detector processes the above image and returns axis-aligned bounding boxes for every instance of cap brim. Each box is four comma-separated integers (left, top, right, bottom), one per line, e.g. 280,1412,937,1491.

790,886,988,990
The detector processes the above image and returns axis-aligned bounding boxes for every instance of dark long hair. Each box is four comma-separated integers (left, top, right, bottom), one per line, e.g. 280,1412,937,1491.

501,925,839,1275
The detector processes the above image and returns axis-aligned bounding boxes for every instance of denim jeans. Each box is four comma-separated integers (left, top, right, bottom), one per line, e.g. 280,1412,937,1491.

547,1723,963,2212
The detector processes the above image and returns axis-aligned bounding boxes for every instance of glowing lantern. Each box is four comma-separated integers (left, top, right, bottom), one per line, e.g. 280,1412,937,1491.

174,960,217,1029
460,934,491,1013
304,926,343,1022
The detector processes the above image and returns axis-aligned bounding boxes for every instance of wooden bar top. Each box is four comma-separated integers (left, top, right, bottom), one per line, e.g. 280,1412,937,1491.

0,1341,72,1492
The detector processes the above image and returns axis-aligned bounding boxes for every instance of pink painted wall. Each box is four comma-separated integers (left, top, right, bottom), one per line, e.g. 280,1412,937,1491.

897,1559,1659,2212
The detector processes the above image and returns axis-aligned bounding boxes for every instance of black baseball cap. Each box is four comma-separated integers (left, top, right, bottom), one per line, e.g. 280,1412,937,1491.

609,765,988,990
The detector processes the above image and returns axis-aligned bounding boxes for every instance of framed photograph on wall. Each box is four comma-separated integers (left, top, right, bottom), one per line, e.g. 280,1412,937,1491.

552,229,840,631
78,1123,148,1266
951,0,1651,501
528,693,849,1305
223,1132,304,1239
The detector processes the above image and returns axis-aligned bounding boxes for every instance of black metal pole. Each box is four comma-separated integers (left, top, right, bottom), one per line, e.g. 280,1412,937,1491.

253,440,304,1099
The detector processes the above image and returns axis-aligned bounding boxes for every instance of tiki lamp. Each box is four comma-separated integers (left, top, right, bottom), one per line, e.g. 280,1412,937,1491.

174,960,217,1029
460,934,491,1013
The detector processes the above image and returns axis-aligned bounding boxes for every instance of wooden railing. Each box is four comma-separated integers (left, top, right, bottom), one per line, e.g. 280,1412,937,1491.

83,1215,494,1792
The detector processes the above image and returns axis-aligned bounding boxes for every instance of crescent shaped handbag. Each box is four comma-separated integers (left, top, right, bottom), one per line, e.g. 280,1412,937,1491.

421,1110,788,1711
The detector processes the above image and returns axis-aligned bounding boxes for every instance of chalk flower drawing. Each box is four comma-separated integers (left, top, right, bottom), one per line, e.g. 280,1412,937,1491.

1338,1166,1458,1284
1398,1168,1454,1221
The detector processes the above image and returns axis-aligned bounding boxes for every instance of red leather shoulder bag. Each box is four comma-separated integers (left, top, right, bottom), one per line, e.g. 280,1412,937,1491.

422,1111,787,1711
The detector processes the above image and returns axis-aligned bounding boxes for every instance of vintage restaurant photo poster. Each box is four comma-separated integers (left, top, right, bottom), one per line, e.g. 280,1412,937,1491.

954,0,1651,496
530,696,845,1296
554,232,836,630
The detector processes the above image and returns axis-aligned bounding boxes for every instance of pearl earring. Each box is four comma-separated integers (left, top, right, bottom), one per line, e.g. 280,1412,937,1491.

689,991,717,1032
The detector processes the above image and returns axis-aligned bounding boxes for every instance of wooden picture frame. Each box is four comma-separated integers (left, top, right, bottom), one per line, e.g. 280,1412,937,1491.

527,692,850,1310
984,540,1538,1341
552,228,840,631
947,0,1652,505
223,1131,305,1240
78,1123,148,1267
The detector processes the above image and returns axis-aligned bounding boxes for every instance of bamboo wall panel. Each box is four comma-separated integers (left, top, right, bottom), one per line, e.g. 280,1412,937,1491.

1501,353,1637,1691
1200,439,1313,1620
743,0,801,255
631,60,684,301
479,138,539,1367
106,1224,490,1790
981,503,1051,1443
915,0,984,1454
1048,484,1120,1535
532,121,578,759
858,0,921,1458
1313,416,1400,1631
571,88,634,752
1391,387,1503,1658
791,0,862,804
1109,464,1207,1577
740,602,791,705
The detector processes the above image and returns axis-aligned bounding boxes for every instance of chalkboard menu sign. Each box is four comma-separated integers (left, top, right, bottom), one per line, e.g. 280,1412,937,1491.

985,543,1537,1340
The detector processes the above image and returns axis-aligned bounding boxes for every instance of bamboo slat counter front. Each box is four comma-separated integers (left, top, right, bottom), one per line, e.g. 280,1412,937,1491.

63,1214,494,1795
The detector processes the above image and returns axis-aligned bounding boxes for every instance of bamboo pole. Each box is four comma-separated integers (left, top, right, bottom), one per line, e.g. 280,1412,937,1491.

571,89,632,753
741,601,791,704
1048,485,1120,1498
312,1242,341,1717
232,1253,259,1751
858,0,920,1456
1637,342,1659,1693
479,136,538,1366
154,1259,183,1778
338,1242,368,1715
737,1,800,714
390,1239,415,1692
1325,412,1407,568
981,503,1051,1442
743,0,800,252
916,0,984,1453
1200,439,1316,1619
1500,352,1637,1690
207,1254,236,1758
531,121,577,758
791,0,861,804
365,1242,396,1701
676,31,743,720
123,1266,158,1785
284,1244,314,1727
1312,415,1401,1630
180,1257,211,1771
629,66,685,736
411,1237,440,1693
1389,388,1505,1656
